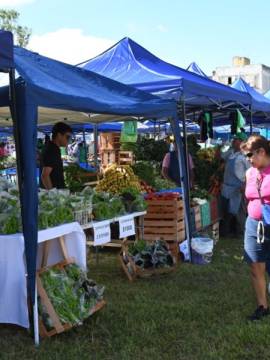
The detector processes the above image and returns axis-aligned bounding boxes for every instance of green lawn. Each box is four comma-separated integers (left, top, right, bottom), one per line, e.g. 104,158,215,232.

1,237,270,360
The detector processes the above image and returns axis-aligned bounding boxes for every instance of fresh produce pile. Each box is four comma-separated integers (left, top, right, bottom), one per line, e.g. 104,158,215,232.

0,179,21,234
95,165,141,194
39,263,104,330
0,156,16,170
126,240,174,269
193,148,223,191
92,188,146,221
65,164,97,193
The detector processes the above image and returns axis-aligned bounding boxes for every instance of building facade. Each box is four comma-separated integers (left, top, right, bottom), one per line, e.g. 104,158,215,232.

212,57,270,94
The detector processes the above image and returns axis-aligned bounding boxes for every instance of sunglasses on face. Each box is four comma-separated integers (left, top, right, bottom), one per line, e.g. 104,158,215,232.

245,149,260,158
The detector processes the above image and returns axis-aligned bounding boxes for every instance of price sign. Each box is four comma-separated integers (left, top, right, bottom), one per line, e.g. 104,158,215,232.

119,215,135,239
93,221,111,246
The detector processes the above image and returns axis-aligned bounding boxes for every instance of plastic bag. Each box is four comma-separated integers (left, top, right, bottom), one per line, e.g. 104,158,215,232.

191,237,214,255
120,120,138,143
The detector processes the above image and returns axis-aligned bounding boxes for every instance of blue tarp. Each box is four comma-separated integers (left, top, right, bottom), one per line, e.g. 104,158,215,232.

231,78,270,113
79,37,251,108
0,46,177,303
0,30,14,70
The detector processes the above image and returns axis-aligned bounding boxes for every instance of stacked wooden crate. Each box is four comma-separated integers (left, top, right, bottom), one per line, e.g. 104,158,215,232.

118,151,134,165
99,133,121,168
144,196,185,260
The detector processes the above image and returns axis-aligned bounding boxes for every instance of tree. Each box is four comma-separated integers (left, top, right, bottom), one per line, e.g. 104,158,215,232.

0,9,31,47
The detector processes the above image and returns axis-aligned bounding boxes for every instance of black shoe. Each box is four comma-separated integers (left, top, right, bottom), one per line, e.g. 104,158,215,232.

248,306,270,321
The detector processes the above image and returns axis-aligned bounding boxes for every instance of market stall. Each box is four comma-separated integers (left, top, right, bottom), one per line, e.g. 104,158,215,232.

0,45,178,343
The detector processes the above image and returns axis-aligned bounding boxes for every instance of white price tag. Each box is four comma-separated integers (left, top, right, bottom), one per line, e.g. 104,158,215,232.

119,215,135,239
93,221,111,246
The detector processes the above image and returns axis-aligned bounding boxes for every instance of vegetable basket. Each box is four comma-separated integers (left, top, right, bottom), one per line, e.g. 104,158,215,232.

37,258,106,338
119,241,177,282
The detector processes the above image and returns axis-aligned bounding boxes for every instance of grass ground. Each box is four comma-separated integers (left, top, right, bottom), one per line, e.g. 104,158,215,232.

1,237,270,360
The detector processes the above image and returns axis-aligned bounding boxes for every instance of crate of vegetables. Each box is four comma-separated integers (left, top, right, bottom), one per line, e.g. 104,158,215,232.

37,258,106,338
119,240,176,281
143,193,185,242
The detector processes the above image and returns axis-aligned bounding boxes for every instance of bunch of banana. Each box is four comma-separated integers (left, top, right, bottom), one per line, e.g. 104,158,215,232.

95,164,141,194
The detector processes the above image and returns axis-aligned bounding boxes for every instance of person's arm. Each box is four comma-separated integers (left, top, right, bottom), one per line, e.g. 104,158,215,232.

161,153,172,181
41,167,53,190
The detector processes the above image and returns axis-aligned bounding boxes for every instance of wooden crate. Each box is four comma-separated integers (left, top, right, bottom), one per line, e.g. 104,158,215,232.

144,199,185,242
119,244,176,282
193,205,202,231
100,150,118,167
37,258,106,338
212,221,220,242
99,132,120,151
118,151,134,165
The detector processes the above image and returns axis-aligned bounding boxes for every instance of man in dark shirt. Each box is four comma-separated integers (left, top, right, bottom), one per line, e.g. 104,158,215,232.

40,122,72,189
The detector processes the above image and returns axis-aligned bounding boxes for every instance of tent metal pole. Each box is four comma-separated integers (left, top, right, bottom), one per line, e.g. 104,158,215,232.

170,115,192,262
82,127,88,164
250,106,253,135
33,281,39,346
9,69,23,196
93,123,98,170
181,99,190,190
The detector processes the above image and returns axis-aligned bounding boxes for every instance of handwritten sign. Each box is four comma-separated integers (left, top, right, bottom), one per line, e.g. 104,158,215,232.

93,221,111,246
119,215,135,239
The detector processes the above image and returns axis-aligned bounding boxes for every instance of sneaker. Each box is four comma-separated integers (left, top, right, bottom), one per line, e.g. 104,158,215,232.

248,306,270,321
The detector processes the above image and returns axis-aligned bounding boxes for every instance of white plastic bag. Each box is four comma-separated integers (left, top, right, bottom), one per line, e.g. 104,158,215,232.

191,237,214,255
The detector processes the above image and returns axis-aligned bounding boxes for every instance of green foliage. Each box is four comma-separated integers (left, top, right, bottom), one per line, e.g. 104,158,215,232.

0,9,31,47
132,161,156,187
194,148,221,191
65,164,96,193
134,137,168,162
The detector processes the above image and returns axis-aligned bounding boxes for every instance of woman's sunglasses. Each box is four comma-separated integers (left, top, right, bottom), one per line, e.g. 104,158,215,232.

245,149,260,158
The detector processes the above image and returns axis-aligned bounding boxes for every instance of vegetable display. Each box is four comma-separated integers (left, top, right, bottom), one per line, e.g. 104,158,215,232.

95,165,141,194
39,263,104,330
126,240,174,269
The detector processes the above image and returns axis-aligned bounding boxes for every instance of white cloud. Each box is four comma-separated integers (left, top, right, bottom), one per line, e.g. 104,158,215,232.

28,28,114,65
0,0,35,6
157,24,168,33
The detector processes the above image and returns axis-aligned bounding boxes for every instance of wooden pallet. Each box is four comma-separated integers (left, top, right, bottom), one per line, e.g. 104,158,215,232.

37,237,106,338
118,151,134,165
100,150,118,167
100,132,120,151
119,244,176,282
144,199,185,242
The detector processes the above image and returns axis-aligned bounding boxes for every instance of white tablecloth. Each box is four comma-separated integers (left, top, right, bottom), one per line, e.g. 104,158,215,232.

0,222,86,328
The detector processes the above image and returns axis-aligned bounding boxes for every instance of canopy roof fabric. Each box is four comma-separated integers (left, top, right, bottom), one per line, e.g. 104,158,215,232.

79,37,251,108
186,62,208,77
0,30,14,71
231,77,270,113
3,47,176,119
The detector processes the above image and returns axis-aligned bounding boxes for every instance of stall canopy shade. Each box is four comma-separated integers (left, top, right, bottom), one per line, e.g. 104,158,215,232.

186,62,208,77
0,30,14,71
231,77,270,113
79,37,251,107
1,46,177,303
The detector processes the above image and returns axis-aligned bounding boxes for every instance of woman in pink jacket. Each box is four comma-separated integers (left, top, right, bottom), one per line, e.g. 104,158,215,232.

242,135,270,320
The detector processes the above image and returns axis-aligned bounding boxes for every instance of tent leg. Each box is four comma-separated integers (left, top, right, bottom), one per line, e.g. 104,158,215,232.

82,128,88,165
34,281,40,346
250,107,253,135
170,116,192,262
181,101,190,190
93,124,98,170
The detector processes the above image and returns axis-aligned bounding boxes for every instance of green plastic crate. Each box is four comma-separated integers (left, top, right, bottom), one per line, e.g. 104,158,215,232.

200,202,211,228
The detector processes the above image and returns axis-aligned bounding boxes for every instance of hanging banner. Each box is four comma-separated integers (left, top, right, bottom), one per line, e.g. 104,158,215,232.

93,221,111,246
119,215,135,238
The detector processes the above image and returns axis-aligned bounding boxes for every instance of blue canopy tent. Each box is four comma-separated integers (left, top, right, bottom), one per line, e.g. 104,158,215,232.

231,78,270,132
0,30,14,71
186,62,208,78
79,37,251,110
1,46,179,344
78,37,252,257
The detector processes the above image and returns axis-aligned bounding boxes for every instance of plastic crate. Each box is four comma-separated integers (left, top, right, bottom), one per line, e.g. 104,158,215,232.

200,202,211,228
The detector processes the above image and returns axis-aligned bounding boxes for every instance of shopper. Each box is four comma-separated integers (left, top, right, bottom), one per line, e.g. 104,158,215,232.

241,135,270,320
40,122,72,189
161,145,195,188
220,134,250,236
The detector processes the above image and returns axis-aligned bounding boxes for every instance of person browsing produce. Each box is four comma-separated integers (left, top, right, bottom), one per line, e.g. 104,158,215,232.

161,146,194,188
40,122,72,190
241,135,270,321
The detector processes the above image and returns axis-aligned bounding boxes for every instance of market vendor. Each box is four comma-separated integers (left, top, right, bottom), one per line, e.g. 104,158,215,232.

220,133,250,236
161,145,195,188
40,122,72,189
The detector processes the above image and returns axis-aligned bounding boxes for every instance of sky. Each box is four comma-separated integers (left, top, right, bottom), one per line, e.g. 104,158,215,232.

1,0,270,74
